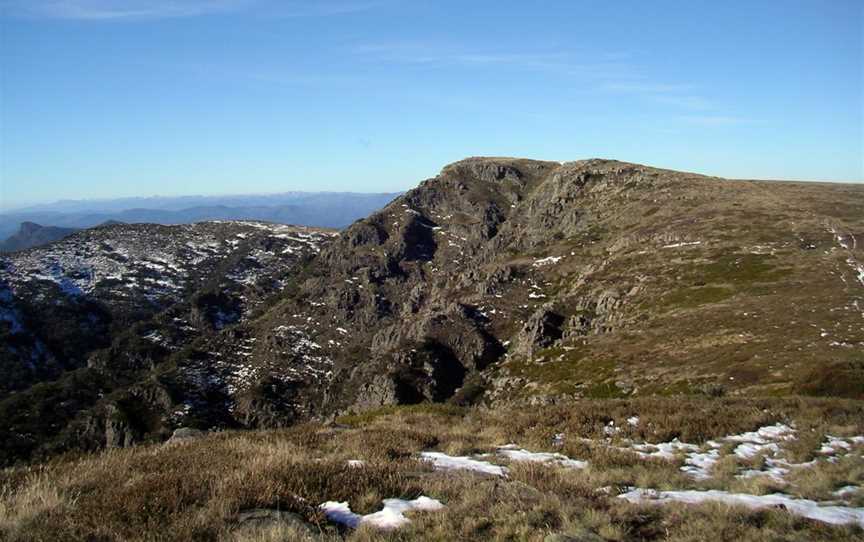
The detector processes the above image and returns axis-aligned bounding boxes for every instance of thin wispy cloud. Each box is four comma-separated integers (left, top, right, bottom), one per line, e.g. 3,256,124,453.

1,0,386,20
2,0,249,20
680,115,753,126
351,42,634,80
601,82,694,94
602,82,715,111
353,43,570,67
350,41,745,125
353,42,690,94
272,0,390,17
653,95,714,111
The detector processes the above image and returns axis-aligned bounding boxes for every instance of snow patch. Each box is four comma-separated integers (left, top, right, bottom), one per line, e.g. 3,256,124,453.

619,488,864,527
834,486,861,498
320,496,444,529
419,451,507,476
662,241,702,249
497,445,587,469
532,256,563,267
631,439,700,460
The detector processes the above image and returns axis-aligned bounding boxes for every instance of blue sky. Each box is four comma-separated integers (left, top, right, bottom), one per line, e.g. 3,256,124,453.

1,0,862,208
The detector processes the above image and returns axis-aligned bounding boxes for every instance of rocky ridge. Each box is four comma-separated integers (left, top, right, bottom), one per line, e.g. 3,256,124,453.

1,157,863,465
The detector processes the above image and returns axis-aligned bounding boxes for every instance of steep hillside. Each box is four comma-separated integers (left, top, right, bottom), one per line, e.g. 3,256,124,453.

1,158,862,466
262,157,864,414
0,221,336,463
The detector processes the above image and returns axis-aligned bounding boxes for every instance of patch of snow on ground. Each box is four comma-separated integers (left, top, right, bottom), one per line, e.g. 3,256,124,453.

631,439,700,460
497,445,588,469
622,424,799,481
320,496,444,529
834,486,861,498
618,488,864,527
680,449,721,480
532,256,563,267
854,261,864,287
733,441,780,459
725,424,796,445
820,435,864,455
662,241,702,249
420,451,507,476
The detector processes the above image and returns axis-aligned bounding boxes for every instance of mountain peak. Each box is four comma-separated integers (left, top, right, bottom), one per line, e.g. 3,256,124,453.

440,156,560,183
18,221,44,235
0,222,78,253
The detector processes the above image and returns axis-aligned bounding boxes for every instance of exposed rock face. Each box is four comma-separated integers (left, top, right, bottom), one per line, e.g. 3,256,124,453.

268,157,863,416
3,157,864,466
515,308,566,359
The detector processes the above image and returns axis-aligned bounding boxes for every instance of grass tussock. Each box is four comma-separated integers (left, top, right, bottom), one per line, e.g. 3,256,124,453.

2,397,863,541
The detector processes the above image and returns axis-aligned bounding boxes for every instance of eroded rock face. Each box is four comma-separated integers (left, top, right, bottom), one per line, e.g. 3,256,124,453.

515,308,566,359
441,158,527,184
352,374,402,410
105,415,136,449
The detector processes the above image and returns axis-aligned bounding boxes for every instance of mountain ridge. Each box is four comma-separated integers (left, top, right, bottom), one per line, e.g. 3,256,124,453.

1,157,862,466
0,191,402,240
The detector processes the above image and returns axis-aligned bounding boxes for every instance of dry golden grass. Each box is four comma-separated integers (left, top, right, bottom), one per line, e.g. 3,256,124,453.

1,397,863,541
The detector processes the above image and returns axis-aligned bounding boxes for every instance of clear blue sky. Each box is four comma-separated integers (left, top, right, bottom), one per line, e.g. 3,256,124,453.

1,0,862,208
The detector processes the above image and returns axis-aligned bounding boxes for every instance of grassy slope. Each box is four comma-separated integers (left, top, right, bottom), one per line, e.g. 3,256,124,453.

486,174,864,402
2,398,862,541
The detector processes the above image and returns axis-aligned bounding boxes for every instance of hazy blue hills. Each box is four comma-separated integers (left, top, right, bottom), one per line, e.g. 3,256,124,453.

0,222,79,253
0,191,401,248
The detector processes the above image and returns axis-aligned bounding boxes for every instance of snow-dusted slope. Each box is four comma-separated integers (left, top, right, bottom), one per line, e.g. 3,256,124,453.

0,221,336,397
1,221,332,304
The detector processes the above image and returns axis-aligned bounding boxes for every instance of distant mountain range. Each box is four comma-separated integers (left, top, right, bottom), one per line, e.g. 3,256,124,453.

0,192,401,251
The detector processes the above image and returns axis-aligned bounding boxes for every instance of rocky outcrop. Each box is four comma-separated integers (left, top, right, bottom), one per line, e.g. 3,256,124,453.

515,308,565,359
